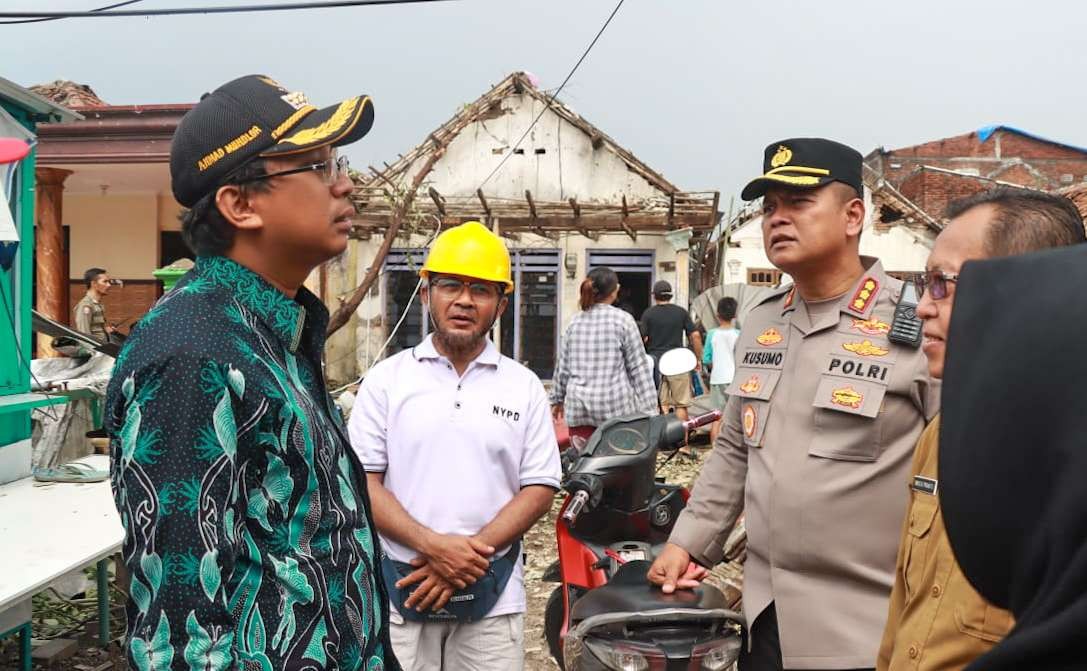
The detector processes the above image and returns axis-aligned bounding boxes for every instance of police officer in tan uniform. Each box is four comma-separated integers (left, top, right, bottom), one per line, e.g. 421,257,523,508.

648,138,939,671
73,267,115,342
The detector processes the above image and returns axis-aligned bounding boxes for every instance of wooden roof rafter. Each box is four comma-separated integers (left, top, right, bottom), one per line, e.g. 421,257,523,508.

351,189,718,235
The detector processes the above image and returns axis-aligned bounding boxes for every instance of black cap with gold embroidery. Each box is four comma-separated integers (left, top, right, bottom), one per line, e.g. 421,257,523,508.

740,137,863,201
170,74,374,207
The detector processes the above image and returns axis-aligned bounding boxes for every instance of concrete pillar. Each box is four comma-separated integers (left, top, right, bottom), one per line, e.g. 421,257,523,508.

35,168,72,357
664,227,694,308
323,240,360,387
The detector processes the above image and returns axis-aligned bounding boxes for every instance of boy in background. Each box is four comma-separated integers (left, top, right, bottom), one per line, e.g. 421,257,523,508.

702,296,739,443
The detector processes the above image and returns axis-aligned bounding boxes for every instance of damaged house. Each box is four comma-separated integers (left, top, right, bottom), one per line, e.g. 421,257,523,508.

324,72,720,384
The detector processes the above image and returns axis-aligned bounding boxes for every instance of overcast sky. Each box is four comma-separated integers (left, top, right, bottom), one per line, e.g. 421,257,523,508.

3,0,1084,206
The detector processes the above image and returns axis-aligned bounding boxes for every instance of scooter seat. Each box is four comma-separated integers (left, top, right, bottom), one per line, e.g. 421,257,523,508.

570,560,728,623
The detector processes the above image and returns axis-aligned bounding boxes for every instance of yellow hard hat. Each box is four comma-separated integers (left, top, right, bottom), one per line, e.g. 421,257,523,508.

420,221,513,293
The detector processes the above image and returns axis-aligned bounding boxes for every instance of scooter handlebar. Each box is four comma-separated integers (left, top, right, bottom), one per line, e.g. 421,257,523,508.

682,409,721,432
561,490,590,524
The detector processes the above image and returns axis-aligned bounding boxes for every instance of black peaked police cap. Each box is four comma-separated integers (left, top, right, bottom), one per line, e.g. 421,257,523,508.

170,74,374,207
741,137,863,201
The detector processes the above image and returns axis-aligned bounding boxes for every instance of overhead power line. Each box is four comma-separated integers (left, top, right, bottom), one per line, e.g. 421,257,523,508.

0,0,455,21
476,0,626,190
0,0,145,25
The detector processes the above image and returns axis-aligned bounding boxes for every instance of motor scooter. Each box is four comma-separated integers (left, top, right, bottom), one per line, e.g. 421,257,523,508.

543,408,745,670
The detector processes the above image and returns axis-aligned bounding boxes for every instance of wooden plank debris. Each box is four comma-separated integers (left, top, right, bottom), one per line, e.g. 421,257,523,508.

620,195,637,241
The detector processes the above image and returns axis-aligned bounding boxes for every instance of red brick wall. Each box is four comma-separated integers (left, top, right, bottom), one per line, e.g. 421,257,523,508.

878,129,1087,194
898,171,990,219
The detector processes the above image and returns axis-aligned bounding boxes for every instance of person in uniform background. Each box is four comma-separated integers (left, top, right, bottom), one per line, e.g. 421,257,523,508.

878,188,1085,670
648,138,939,671
74,267,115,342
641,279,703,421
350,221,561,671
702,296,739,443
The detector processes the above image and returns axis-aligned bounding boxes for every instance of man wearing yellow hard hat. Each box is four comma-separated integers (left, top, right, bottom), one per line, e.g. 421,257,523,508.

349,221,561,670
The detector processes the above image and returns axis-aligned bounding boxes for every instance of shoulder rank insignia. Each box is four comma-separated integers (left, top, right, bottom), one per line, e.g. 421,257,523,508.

831,386,864,410
851,317,891,336
739,375,762,394
756,327,784,346
849,277,880,313
842,339,889,357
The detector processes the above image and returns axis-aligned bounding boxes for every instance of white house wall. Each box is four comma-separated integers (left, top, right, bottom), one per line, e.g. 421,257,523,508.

399,94,664,203
856,224,933,273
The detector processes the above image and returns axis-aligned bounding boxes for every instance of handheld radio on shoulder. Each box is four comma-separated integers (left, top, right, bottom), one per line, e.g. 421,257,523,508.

889,280,923,348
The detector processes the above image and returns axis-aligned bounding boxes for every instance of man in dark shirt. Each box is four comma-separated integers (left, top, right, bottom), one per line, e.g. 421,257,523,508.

106,75,400,671
641,280,703,421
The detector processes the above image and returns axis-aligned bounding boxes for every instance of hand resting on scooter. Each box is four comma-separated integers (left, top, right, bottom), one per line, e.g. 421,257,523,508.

647,542,709,594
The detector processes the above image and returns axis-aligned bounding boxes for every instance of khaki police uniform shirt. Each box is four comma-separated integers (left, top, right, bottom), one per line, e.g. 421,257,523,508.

877,415,1014,670
74,293,108,342
669,258,939,670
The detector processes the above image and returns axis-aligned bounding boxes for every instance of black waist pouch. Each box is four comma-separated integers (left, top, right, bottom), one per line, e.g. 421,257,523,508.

381,539,521,623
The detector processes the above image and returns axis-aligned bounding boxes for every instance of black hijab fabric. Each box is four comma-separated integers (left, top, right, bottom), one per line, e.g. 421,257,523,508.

940,243,1087,670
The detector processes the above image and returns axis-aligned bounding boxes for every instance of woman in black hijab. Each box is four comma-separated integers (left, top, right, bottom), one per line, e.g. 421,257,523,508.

940,242,1087,669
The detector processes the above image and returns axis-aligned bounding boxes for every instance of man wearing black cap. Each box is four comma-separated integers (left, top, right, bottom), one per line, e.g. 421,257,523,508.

649,138,938,670
106,76,400,670
641,279,703,421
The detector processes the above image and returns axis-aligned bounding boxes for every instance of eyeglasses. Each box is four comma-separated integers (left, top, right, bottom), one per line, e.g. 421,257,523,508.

916,270,959,300
429,276,502,300
235,155,350,186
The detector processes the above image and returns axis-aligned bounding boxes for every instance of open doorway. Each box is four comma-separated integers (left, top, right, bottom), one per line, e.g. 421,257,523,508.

588,250,655,322
614,271,651,322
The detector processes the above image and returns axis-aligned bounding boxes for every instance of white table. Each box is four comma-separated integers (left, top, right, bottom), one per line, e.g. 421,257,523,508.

0,455,123,670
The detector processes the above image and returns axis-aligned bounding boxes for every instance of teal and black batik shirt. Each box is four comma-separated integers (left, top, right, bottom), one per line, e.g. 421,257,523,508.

106,255,398,671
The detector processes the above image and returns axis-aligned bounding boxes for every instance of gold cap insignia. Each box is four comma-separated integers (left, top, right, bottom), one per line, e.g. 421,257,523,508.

842,339,889,357
831,386,864,410
770,145,793,168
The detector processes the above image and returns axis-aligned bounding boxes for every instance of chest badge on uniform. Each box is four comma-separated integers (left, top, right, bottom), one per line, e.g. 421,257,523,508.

831,385,864,410
911,476,938,495
739,375,762,394
850,277,880,313
756,327,783,346
842,339,889,357
850,317,890,336
742,404,758,438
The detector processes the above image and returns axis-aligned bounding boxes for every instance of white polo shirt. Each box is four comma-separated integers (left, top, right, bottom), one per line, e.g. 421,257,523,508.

348,335,561,618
